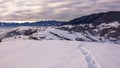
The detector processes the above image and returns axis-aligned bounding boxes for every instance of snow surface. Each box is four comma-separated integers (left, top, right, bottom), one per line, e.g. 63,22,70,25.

0,40,120,68
97,22,120,30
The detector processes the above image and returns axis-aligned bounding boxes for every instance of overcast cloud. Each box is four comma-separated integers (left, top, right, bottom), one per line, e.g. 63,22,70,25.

0,0,120,21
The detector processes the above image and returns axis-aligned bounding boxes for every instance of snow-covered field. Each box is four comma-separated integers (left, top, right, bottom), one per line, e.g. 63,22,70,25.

0,40,120,68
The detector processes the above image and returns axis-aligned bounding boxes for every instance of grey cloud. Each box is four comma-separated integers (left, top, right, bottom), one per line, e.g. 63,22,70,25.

14,10,32,14
0,0,12,4
0,0,120,21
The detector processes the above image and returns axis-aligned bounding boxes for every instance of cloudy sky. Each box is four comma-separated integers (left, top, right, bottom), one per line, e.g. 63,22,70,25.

0,0,120,21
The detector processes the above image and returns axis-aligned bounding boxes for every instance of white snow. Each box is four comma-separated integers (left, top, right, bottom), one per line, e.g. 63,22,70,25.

83,42,120,68
97,22,120,30
0,40,120,68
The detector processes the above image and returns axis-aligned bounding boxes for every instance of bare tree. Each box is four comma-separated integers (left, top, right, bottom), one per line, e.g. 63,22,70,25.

0,39,2,42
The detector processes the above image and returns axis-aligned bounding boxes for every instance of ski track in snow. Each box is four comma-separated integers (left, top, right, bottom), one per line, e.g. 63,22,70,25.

78,44,101,68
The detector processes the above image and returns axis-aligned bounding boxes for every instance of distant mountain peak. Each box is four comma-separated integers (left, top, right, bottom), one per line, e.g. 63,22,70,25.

107,11,120,13
66,11,120,25
0,20,65,27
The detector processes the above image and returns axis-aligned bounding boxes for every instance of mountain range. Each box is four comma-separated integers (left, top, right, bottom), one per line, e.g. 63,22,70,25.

0,11,120,27
65,11,120,25
0,20,64,27
0,11,120,44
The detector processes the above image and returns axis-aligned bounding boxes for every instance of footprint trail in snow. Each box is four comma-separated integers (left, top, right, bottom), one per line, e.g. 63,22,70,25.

78,44,101,68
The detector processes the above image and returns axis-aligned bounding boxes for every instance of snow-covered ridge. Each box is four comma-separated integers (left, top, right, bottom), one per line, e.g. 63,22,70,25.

0,27,99,42
0,22,120,44
58,22,120,44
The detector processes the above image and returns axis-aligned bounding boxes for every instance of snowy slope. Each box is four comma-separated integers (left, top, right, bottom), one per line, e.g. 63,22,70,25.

83,42,120,68
58,22,120,44
0,40,120,68
0,24,120,44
